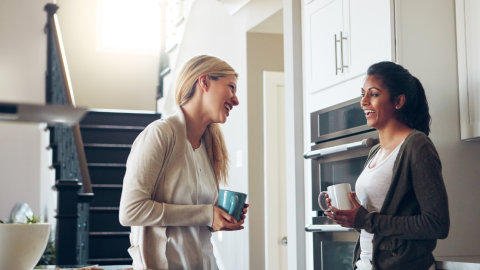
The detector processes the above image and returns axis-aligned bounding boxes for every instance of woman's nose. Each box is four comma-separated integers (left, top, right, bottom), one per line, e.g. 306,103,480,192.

232,94,239,106
361,95,369,107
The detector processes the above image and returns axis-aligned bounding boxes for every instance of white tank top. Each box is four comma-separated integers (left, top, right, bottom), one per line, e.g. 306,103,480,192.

165,139,218,270
355,141,403,270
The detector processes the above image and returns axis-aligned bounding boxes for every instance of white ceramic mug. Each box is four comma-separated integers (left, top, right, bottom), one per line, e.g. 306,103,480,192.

318,183,353,211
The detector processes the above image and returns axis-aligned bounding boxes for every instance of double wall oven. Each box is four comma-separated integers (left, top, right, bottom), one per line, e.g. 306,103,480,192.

304,97,379,270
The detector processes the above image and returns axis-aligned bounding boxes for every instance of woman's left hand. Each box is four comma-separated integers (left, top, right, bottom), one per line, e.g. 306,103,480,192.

240,204,249,220
325,192,361,228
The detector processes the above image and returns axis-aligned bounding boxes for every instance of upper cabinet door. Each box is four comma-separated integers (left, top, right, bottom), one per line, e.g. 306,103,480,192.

303,0,394,94
344,0,394,80
304,0,344,94
456,0,480,140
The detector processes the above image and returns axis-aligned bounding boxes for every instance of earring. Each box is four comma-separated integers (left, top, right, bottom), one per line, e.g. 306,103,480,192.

396,106,399,109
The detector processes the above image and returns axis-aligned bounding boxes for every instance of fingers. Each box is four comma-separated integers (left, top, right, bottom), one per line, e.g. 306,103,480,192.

223,219,244,230
325,198,332,208
221,211,237,224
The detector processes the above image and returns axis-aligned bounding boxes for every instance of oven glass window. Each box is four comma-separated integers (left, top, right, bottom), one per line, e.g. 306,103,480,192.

321,241,356,270
320,156,367,192
318,103,366,136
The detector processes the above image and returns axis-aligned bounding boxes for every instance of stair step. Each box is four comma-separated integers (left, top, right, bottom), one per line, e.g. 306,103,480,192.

81,110,160,126
89,233,130,259
90,232,129,235
88,258,132,265
88,163,126,167
90,207,120,210
89,166,126,185
91,184,123,188
89,207,128,232
91,186,123,207
84,145,131,164
84,143,132,148
81,126,144,144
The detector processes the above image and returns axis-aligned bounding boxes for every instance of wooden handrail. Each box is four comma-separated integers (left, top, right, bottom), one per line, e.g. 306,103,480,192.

48,8,92,194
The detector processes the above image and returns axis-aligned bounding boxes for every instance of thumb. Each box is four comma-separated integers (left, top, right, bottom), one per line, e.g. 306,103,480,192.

222,211,237,223
349,192,360,206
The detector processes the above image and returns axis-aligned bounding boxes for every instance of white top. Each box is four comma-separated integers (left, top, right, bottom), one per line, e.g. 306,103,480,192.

355,141,403,270
165,139,219,270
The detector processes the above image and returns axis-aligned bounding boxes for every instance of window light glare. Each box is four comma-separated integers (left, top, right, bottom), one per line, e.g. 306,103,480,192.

101,0,161,51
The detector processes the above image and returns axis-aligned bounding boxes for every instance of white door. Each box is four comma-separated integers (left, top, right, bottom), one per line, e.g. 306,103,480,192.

263,71,288,270
304,0,344,93
344,0,394,79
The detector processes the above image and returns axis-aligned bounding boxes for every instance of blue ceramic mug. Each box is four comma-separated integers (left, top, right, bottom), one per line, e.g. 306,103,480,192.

218,189,247,221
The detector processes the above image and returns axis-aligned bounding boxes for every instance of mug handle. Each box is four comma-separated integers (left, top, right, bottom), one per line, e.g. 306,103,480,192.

318,191,331,212
229,195,239,216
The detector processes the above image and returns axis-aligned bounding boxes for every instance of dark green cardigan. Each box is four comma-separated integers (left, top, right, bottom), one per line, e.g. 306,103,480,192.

352,129,450,270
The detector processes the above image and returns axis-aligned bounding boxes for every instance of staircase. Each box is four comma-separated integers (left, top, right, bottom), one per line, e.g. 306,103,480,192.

79,110,161,265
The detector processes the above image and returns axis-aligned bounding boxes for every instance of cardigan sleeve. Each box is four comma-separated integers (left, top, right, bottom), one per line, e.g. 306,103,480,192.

353,135,450,240
119,122,214,227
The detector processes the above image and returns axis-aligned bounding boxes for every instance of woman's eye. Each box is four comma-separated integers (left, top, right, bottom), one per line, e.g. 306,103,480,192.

360,93,365,97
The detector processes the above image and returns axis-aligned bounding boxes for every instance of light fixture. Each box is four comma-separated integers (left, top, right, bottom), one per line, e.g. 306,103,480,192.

0,102,87,126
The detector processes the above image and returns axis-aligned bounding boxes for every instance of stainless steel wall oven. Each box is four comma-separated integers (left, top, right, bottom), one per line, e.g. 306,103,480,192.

304,97,379,270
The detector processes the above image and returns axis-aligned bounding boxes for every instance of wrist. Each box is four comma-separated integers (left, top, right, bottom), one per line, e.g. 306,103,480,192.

353,206,368,230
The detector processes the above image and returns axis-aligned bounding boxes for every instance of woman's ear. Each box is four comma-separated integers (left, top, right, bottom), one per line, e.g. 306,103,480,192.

396,94,406,109
198,74,210,92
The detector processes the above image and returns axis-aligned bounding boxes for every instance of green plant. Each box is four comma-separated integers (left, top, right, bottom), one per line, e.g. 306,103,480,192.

25,214,42,224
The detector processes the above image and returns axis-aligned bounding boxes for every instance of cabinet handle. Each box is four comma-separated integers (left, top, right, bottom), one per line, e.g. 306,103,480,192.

335,34,341,75
340,31,348,72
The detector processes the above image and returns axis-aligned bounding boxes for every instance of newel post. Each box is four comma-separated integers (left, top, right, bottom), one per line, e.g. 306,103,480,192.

53,179,82,265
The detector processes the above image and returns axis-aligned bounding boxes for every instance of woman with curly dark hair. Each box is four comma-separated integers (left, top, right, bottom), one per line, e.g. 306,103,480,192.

325,61,450,270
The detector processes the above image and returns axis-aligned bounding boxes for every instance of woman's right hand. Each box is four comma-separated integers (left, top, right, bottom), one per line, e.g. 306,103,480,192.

325,193,332,211
212,206,244,231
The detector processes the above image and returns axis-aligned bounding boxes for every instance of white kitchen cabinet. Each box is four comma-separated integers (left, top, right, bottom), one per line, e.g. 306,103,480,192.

303,0,395,94
456,0,480,141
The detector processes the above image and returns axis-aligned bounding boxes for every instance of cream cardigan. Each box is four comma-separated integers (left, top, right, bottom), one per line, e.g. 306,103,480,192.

119,107,219,269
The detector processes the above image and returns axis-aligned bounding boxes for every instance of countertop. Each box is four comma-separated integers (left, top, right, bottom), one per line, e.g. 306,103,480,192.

436,256,480,270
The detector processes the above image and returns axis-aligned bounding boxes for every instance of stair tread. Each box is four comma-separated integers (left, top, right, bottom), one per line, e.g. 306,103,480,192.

88,163,126,167
81,124,146,130
88,258,132,262
90,232,129,235
90,207,120,210
84,143,132,148
91,184,123,188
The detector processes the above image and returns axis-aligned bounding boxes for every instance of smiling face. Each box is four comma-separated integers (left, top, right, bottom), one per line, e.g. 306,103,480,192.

203,74,239,124
360,75,398,130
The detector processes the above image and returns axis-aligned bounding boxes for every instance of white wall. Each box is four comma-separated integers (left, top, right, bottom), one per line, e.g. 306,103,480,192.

246,32,284,270
158,1,283,269
55,0,159,111
0,0,56,224
397,0,480,257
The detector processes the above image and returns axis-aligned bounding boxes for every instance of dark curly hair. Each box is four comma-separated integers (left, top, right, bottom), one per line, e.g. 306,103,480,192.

367,61,431,136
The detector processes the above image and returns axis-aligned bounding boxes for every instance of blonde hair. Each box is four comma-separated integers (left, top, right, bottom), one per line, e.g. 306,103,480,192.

174,55,238,185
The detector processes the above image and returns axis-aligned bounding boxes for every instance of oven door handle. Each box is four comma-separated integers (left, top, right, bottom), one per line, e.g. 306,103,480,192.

305,224,357,232
303,138,379,159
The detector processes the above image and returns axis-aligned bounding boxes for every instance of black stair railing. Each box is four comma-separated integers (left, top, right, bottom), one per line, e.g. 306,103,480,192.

44,3,94,265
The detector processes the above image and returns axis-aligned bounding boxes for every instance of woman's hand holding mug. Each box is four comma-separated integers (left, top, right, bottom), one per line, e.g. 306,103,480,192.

212,205,245,231
324,192,361,228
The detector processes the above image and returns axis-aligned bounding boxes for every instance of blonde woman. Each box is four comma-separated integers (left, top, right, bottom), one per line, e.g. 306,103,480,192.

119,55,248,270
